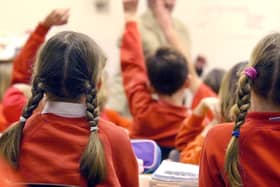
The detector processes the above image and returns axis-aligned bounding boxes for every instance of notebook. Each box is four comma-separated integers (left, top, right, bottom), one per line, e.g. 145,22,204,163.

151,160,199,187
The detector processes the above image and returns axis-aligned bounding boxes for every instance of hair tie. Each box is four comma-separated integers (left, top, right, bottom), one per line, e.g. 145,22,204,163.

19,116,27,123
90,126,99,132
232,130,240,138
244,67,257,80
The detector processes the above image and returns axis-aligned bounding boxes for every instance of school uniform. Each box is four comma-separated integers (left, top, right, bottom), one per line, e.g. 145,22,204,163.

18,101,139,187
175,114,206,151
0,104,7,131
0,157,23,187
199,112,280,187
120,22,215,150
11,23,49,84
1,23,49,127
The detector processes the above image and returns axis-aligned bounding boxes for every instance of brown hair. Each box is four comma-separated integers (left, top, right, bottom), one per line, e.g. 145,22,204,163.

203,68,226,94
146,47,188,95
219,62,247,122
0,64,11,101
0,31,107,186
225,33,280,186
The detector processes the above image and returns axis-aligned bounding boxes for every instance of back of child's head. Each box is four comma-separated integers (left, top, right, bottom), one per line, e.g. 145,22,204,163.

219,62,247,122
203,68,226,94
0,31,107,186
146,47,188,95
225,33,280,187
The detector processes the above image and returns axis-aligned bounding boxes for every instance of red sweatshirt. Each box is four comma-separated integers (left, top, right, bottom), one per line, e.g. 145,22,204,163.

18,113,139,187
0,157,24,187
1,23,49,127
199,112,280,187
11,23,49,84
121,22,215,147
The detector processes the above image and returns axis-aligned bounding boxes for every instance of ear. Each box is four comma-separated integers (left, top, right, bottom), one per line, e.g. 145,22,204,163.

184,74,192,88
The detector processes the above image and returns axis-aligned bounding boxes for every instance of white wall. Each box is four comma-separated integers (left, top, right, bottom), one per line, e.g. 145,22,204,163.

1,0,280,74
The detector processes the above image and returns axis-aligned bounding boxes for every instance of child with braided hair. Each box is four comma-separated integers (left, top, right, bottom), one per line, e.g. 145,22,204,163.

0,31,138,187
199,33,280,187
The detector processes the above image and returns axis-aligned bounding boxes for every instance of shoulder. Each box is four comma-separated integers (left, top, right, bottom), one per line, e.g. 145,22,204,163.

203,123,233,156
98,118,130,144
206,123,233,143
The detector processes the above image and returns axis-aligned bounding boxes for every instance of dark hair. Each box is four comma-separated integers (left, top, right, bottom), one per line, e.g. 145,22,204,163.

225,33,280,187
146,47,188,95
0,31,107,186
203,68,226,94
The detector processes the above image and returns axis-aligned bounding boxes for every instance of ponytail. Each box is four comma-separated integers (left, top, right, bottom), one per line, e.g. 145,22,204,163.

80,83,106,186
0,82,44,167
224,74,251,187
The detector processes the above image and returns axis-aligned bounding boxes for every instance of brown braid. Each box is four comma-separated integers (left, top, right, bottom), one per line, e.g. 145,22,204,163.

224,74,251,187
0,81,44,168
80,82,106,186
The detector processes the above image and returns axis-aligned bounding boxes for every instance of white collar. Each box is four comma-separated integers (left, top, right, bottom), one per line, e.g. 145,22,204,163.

42,101,86,118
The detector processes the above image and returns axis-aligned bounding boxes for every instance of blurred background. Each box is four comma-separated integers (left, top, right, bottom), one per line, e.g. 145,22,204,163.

1,0,280,75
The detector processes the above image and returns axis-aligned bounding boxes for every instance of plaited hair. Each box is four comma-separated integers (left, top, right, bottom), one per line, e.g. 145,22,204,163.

146,47,188,95
225,33,280,187
0,31,107,186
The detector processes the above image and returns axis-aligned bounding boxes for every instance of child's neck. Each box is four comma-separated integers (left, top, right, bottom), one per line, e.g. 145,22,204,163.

158,89,185,107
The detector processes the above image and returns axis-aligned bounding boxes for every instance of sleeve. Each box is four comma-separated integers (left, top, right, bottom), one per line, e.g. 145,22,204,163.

102,109,132,130
199,128,225,187
11,23,49,84
120,22,154,119
191,83,217,109
2,86,27,124
175,114,206,151
180,135,204,165
110,126,139,187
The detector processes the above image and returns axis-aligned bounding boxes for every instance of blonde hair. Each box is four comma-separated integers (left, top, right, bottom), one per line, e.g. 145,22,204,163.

0,31,107,186
225,33,280,187
0,64,11,101
219,62,247,122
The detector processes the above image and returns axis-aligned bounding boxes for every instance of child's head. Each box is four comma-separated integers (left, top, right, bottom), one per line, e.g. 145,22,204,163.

225,33,280,187
146,47,188,96
0,31,107,186
203,68,226,94
34,31,106,101
219,62,247,122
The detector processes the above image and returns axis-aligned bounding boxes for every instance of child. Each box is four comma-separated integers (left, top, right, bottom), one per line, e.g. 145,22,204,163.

121,0,215,159
175,62,247,164
0,31,138,187
2,8,69,127
199,33,280,186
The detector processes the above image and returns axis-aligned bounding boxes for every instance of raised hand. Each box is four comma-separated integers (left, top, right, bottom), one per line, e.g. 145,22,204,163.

149,0,172,30
42,8,70,28
193,97,221,121
123,0,138,21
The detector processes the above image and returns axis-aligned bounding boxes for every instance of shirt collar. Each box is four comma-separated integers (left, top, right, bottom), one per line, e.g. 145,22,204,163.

42,101,86,118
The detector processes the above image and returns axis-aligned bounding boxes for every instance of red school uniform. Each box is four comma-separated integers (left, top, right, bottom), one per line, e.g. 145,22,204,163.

120,22,215,148
18,102,139,187
1,23,49,127
199,112,280,187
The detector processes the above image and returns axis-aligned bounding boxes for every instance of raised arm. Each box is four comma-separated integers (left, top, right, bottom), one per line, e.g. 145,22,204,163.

11,8,69,84
149,0,202,93
3,9,69,125
121,0,154,117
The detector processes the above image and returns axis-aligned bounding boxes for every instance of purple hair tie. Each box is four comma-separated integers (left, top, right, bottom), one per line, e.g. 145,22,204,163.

244,67,257,80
